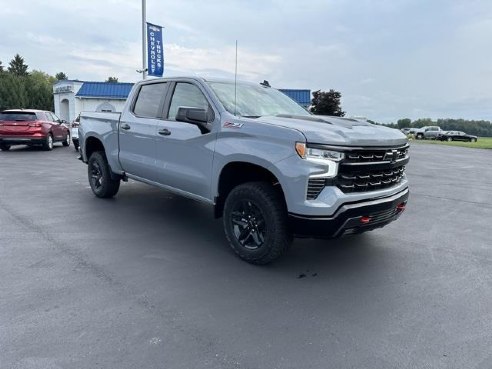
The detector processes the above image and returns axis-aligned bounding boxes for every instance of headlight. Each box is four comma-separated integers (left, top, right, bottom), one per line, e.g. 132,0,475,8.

295,142,344,162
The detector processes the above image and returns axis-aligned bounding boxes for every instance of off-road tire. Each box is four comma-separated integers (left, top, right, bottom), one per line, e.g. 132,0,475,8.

88,151,120,198
223,181,292,265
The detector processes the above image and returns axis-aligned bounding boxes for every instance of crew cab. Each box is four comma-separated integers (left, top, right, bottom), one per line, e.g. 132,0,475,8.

78,77,409,264
414,126,442,140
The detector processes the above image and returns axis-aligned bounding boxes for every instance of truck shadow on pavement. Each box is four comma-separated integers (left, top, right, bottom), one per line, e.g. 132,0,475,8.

87,183,391,283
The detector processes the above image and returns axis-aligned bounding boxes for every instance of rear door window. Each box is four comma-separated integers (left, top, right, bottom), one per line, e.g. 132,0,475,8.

133,82,169,118
44,113,54,122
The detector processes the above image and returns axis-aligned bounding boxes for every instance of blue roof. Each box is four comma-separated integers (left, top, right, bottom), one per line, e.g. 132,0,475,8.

76,82,134,99
279,89,311,106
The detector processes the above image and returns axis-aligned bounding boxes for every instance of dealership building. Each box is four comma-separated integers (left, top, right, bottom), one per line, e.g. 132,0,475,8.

53,80,310,122
53,80,133,122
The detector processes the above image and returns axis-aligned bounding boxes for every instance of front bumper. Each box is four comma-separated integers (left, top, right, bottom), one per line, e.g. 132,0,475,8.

289,188,409,238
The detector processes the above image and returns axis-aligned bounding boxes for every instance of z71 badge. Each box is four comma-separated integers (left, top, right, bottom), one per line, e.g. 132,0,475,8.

223,122,244,129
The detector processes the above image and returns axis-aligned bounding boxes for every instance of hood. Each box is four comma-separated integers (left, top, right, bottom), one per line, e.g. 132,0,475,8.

256,115,408,147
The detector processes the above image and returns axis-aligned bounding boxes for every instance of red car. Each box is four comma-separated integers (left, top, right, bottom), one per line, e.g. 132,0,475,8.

0,109,71,151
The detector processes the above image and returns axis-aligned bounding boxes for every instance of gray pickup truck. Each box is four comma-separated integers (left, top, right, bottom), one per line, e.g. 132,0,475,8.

79,77,409,264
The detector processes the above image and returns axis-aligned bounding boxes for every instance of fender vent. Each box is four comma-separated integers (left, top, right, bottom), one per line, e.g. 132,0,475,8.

307,178,326,200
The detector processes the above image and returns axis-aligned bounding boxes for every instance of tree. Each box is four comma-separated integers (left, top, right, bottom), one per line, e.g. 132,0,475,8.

0,73,28,110
106,76,118,83
0,60,3,73
397,118,411,129
310,89,345,116
55,72,68,80
8,54,29,76
27,70,55,111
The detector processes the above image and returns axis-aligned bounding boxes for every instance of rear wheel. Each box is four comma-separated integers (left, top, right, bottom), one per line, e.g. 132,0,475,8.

88,151,120,198
0,144,11,151
447,137,452,142
223,182,292,265
416,133,424,140
62,132,70,147
42,133,54,151
471,138,477,142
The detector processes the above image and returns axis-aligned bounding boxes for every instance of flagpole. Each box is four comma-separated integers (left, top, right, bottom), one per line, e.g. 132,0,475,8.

142,0,147,79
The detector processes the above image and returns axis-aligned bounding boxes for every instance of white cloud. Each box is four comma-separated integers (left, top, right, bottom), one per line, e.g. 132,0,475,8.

0,0,491,121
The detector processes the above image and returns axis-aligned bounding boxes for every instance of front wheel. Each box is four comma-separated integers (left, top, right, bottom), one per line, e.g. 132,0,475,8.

471,138,477,142
416,134,424,140
88,151,120,198
0,144,11,151
62,132,70,147
223,182,292,265
447,137,452,142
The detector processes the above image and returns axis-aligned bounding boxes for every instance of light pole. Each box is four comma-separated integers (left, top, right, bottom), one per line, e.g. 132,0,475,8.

141,0,147,79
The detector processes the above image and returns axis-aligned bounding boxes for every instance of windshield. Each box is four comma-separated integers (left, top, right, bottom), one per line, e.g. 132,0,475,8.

207,82,310,117
0,112,37,121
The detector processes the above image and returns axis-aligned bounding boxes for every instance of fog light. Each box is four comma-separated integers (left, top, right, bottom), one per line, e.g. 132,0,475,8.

360,216,371,224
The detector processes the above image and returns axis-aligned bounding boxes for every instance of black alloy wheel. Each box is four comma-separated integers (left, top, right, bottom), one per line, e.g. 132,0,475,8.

223,181,292,265
230,200,266,250
90,160,103,191
87,151,120,198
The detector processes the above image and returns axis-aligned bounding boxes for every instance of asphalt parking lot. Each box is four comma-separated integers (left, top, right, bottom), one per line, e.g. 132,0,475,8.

0,143,491,369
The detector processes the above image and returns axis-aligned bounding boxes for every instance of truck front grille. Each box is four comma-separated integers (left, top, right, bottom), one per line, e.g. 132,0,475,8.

337,144,409,194
337,166,405,193
345,146,409,163
304,144,409,198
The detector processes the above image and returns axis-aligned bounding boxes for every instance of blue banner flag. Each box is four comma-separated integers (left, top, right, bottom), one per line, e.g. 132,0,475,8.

146,22,164,77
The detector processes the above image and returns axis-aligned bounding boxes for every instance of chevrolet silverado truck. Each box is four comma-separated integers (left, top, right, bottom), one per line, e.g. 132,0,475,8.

414,126,442,139
79,77,409,264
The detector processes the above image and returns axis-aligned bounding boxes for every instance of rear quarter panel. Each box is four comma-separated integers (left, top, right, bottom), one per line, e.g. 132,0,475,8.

79,112,122,173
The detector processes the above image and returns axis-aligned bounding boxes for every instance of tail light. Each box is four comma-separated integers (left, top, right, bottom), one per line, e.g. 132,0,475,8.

28,122,42,127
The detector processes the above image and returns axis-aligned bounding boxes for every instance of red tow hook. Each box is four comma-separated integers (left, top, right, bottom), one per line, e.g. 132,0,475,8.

396,203,406,212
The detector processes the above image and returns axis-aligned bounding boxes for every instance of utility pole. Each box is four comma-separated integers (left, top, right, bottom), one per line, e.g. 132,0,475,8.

141,0,147,79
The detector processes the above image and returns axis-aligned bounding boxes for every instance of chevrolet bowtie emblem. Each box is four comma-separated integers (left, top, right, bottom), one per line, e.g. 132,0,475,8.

384,149,398,163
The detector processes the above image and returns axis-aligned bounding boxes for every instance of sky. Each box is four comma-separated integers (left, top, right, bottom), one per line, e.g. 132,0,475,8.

0,0,491,122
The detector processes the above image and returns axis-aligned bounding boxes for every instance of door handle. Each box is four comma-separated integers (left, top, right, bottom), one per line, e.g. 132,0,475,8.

158,128,171,136
121,123,131,130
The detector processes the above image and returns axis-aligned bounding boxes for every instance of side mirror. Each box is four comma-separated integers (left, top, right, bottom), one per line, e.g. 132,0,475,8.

175,107,211,133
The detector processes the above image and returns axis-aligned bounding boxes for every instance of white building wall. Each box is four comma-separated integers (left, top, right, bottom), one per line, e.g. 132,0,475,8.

53,81,83,122
53,81,127,122
77,99,126,114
